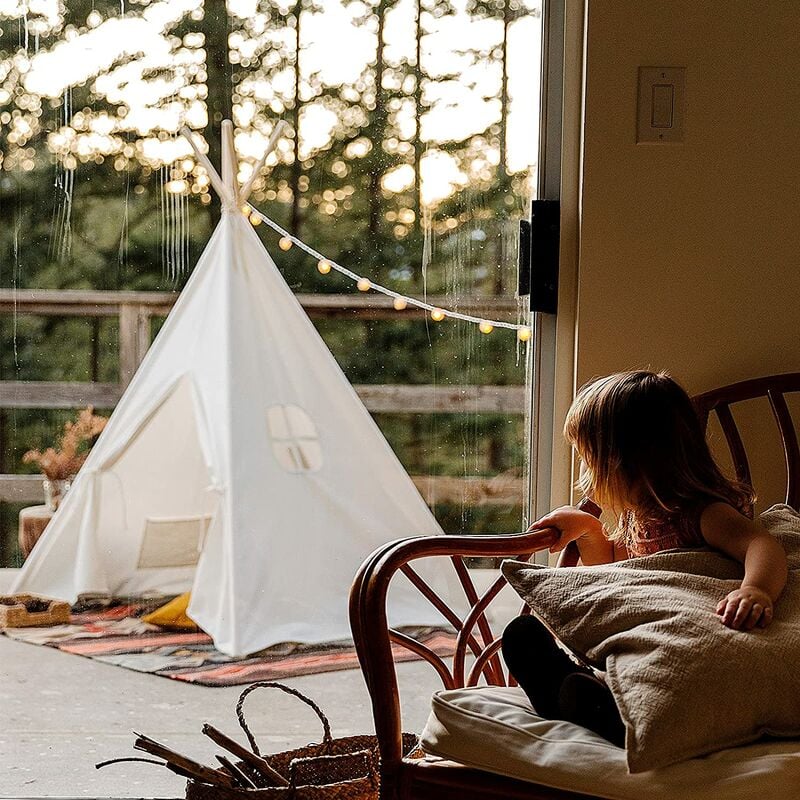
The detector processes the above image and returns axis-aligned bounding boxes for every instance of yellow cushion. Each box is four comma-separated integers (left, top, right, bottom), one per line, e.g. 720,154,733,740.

141,592,200,631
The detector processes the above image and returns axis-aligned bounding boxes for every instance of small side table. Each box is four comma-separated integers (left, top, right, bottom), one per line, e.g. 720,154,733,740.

18,505,53,559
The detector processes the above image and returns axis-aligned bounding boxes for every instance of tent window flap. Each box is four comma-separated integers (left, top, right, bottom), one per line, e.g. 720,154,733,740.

136,515,212,569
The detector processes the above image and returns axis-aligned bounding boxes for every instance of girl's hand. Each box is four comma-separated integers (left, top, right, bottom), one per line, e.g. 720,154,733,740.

716,586,774,630
528,506,605,554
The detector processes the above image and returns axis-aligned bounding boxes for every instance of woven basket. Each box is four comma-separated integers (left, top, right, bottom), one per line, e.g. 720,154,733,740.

0,594,70,628
185,682,420,800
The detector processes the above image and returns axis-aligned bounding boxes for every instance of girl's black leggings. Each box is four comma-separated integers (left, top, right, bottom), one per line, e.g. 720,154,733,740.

501,614,626,747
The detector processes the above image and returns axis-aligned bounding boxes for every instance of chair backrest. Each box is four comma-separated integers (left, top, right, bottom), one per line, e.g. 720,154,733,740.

693,372,800,509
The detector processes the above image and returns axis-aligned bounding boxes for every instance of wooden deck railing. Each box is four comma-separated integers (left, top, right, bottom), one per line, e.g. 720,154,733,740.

0,289,526,506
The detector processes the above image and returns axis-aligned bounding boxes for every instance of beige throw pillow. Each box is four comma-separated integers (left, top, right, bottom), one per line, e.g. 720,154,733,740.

501,504,800,773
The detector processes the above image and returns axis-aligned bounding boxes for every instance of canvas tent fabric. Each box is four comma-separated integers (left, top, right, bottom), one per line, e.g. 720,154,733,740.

13,125,451,656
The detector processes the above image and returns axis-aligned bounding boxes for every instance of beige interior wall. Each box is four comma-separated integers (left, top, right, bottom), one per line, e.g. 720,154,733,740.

574,0,800,506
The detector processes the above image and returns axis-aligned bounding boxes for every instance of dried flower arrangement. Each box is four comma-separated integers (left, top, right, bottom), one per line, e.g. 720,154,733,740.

22,406,108,481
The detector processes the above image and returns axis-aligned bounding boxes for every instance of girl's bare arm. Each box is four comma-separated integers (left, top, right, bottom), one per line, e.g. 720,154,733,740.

701,502,788,630
528,506,614,565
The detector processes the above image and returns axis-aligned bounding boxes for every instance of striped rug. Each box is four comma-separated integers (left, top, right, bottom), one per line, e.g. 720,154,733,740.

3,604,456,687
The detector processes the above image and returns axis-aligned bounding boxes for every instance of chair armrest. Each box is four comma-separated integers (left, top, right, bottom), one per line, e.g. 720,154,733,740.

349,528,558,775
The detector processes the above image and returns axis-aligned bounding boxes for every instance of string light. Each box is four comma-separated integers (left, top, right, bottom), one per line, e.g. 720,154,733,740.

249,213,262,226
243,203,533,337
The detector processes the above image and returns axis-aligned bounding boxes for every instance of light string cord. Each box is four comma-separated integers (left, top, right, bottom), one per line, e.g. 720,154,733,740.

244,203,532,338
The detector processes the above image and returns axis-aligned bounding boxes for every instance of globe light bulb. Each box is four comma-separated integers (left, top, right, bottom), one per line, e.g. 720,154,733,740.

517,326,532,342
279,237,293,251
249,213,261,226
431,308,446,322
393,297,408,311
357,278,371,292
317,259,332,275
479,321,494,334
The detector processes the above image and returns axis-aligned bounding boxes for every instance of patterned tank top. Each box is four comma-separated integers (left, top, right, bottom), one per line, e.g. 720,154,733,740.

619,505,708,558
619,494,754,558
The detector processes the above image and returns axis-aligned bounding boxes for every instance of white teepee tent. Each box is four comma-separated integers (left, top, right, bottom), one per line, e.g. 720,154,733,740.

13,122,450,656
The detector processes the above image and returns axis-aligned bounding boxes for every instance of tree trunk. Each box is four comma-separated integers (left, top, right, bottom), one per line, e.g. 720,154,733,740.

413,0,423,225
499,0,510,179
368,0,388,237
90,317,100,381
200,0,231,224
488,431,506,473
491,0,512,486
290,0,304,234
0,407,7,566
493,0,511,295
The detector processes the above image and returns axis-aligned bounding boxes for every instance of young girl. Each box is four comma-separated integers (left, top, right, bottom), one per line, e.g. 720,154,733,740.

502,370,788,746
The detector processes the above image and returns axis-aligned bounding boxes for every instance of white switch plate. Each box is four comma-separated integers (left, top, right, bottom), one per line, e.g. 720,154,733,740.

637,66,685,143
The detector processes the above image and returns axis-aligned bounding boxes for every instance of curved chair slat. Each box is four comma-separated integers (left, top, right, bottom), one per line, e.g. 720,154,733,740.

768,390,800,508
466,638,504,687
398,562,489,665
450,555,505,686
389,629,455,689
714,402,753,487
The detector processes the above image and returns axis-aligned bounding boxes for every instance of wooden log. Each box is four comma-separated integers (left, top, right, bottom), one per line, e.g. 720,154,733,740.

411,475,524,506
0,473,523,506
119,304,151,388
0,289,519,320
216,755,258,789
0,475,48,503
294,293,520,321
0,289,176,315
357,384,525,414
0,382,524,414
202,723,289,787
133,732,235,788
0,382,121,409
18,505,53,557
95,756,199,780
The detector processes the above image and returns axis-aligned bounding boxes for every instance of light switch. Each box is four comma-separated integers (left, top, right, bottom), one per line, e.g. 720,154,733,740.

651,84,674,128
637,67,685,143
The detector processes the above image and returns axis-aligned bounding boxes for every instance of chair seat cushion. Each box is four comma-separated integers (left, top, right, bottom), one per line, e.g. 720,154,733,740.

420,685,800,800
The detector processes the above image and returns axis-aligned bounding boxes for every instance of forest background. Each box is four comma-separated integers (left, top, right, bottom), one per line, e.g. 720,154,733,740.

0,0,540,565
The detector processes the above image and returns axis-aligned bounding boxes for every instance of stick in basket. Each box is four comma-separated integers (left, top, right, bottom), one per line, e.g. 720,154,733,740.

216,755,258,788
96,756,199,781
133,732,236,788
202,722,290,787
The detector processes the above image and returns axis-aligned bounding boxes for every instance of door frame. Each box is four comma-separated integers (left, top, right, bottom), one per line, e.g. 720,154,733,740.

527,0,586,528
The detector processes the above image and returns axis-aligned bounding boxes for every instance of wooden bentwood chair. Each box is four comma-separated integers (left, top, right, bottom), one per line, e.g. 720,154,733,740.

349,372,800,800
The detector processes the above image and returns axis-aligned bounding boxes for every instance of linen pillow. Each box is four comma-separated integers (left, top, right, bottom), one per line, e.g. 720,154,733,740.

501,504,800,773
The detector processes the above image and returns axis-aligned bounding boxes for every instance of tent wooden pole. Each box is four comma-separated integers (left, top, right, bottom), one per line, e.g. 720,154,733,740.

180,126,236,208
239,120,290,204
221,119,238,203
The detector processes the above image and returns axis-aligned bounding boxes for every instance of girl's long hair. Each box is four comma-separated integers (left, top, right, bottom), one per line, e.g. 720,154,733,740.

564,371,754,533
